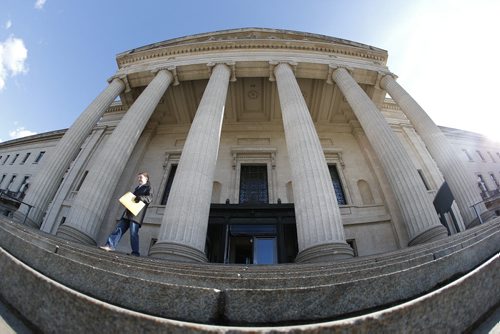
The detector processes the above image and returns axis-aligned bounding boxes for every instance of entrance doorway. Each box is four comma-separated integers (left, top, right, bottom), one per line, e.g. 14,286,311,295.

206,204,298,264
228,224,277,264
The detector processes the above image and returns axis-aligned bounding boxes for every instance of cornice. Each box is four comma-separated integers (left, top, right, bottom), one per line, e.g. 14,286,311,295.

104,103,128,114
117,39,387,68
0,129,66,149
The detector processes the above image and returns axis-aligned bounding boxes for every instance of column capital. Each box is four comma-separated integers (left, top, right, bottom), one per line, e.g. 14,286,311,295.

380,71,398,80
329,64,353,75
378,71,398,89
149,68,175,87
107,75,130,92
377,71,398,85
106,74,122,84
207,62,236,81
269,61,297,81
150,67,171,75
167,66,180,86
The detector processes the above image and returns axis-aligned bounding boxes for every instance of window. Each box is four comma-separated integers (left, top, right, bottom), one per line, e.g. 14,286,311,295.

490,174,499,189
160,165,177,205
6,175,16,190
21,153,31,164
477,150,485,162
328,164,346,205
34,151,45,164
18,176,29,191
10,154,19,164
239,165,268,204
0,174,6,189
3,155,10,165
18,176,30,199
417,169,431,191
477,175,489,192
463,149,473,161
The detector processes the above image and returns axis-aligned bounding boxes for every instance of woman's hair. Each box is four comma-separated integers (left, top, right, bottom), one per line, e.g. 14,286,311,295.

138,172,149,181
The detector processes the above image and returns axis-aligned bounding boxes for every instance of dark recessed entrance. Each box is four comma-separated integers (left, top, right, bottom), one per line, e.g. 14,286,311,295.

206,204,298,264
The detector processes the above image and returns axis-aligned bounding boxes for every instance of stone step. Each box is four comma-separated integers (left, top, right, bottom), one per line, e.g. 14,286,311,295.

1,217,498,287
0,241,498,332
4,217,498,276
3,216,498,281
1,218,498,324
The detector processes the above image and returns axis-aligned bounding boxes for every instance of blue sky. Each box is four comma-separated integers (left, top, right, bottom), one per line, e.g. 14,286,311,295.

1,0,499,142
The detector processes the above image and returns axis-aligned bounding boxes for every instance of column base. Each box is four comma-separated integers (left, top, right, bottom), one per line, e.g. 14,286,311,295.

295,242,354,263
56,224,96,245
149,241,208,263
12,211,39,228
408,225,448,246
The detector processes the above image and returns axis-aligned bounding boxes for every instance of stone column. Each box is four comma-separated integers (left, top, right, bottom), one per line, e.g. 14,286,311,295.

57,70,173,244
274,63,353,263
380,74,485,226
332,67,447,246
14,78,125,228
150,64,231,262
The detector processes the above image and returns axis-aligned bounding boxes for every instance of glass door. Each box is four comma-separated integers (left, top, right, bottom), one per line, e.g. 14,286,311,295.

227,224,278,264
253,237,277,264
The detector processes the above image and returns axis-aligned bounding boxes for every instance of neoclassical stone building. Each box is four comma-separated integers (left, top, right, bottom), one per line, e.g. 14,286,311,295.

2,28,498,262
1,28,499,332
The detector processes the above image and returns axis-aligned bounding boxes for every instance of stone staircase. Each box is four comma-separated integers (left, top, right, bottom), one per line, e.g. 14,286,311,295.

0,216,498,332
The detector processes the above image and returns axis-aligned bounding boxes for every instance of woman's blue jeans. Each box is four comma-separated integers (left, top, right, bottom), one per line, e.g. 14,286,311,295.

106,218,140,256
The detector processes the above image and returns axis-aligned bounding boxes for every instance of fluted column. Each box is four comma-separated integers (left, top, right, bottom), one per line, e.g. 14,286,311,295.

332,67,447,246
15,78,125,228
380,74,485,226
57,69,173,244
275,63,353,263
150,64,230,262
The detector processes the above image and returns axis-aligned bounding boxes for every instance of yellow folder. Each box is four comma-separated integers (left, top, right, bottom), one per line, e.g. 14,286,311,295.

119,192,145,216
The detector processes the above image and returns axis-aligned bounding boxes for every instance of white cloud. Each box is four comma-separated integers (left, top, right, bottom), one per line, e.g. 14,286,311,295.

9,127,37,139
0,35,28,90
5,20,12,29
34,0,47,10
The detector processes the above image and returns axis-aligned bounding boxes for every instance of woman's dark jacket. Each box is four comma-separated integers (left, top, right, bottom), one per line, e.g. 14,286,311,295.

123,182,153,226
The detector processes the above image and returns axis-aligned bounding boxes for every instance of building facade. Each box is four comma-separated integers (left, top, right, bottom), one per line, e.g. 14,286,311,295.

2,28,499,263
